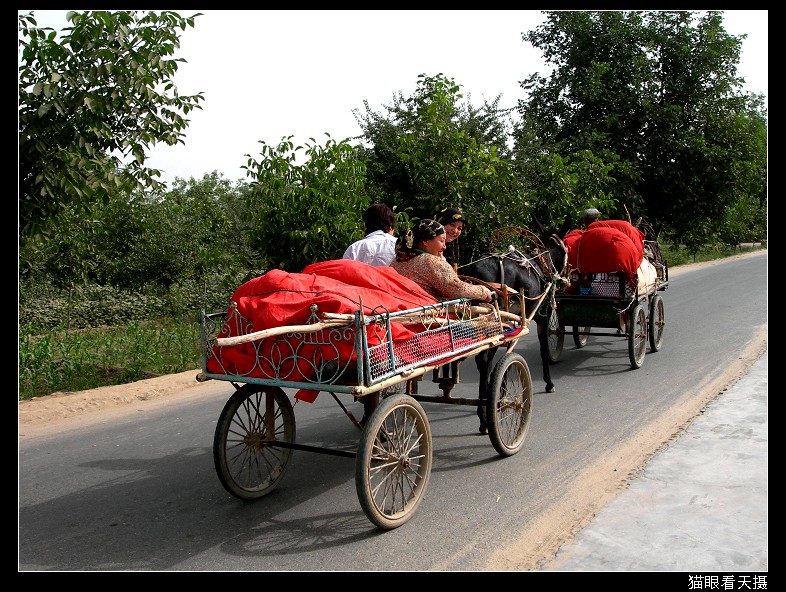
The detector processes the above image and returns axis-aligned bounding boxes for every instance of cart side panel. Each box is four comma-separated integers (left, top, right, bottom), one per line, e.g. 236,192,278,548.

367,313,506,382
200,300,515,391
556,296,624,328
201,307,362,387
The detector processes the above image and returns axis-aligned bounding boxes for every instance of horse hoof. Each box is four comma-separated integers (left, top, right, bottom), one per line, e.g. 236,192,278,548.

478,423,488,435
546,385,555,393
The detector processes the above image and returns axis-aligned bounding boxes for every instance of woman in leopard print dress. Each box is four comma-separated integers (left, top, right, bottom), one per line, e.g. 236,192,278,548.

390,219,493,303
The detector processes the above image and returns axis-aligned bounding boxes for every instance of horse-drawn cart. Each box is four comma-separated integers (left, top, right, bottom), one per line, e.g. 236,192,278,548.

197,293,534,530
545,222,669,369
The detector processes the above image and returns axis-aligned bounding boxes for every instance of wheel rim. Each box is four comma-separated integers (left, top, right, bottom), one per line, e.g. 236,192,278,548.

630,305,647,367
649,296,665,351
488,353,533,457
359,397,432,528
546,308,564,362
494,359,532,451
218,387,294,496
573,326,590,348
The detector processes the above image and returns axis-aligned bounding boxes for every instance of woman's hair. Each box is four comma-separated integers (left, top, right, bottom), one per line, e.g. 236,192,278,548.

363,203,395,234
396,219,445,258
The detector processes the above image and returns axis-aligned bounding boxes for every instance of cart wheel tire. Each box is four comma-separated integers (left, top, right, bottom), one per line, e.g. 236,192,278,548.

487,352,533,457
628,303,647,369
648,294,665,352
213,384,295,500
356,394,432,530
540,307,564,363
572,326,591,348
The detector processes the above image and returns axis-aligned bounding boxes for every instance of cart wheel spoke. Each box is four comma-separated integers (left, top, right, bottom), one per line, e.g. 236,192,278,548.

573,326,590,348
648,294,665,352
213,385,295,500
542,307,564,363
356,394,432,530
487,353,533,457
628,303,647,368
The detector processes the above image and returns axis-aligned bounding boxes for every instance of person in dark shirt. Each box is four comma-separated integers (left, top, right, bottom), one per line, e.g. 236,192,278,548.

434,206,468,269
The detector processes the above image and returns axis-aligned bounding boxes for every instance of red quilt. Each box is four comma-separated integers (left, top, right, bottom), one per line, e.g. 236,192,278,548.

205,260,440,386
565,220,645,276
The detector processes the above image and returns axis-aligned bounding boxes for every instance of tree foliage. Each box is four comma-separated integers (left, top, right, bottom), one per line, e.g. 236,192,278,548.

20,173,252,291
19,10,766,334
18,10,205,244
241,135,371,272
354,73,524,261
518,10,767,246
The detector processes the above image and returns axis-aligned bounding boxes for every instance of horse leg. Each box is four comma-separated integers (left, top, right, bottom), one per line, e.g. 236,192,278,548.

474,348,494,434
537,320,556,393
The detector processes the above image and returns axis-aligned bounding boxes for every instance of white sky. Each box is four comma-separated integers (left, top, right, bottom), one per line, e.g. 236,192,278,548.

25,10,768,186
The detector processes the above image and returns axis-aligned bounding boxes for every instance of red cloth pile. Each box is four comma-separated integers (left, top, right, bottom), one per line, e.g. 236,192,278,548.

205,260,440,389
564,220,645,276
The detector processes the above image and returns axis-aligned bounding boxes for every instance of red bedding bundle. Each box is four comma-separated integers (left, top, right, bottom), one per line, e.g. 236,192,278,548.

565,220,645,276
205,260,440,383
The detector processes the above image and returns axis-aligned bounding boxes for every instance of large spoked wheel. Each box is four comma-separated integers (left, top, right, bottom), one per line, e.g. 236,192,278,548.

572,326,591,348
541,306,564,363
648,294,665,352
213,384,295,500
355,394,433,530
627,303,648,369
487,352,533,457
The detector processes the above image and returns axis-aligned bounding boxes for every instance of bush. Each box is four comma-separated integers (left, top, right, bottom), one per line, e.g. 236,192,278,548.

19,282,168,332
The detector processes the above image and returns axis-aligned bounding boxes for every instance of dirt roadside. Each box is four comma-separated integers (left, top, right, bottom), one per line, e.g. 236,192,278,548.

18,250,766,432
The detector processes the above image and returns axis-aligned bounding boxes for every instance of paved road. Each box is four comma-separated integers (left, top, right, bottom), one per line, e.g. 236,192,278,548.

19,251,768,573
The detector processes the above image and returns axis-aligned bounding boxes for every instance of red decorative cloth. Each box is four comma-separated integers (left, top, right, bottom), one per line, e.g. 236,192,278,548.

587,220,645,254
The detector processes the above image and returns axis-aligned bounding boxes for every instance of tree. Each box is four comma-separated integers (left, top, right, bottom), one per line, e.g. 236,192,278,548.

19,172,248,290
18,10,205,245
105,173,250,291
242,135,371,272
518,10,766,245
354,73,524,261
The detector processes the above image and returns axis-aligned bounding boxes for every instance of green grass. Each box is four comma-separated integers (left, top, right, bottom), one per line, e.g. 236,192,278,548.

18,243,766,401
19,317,201,401
659,242,765,267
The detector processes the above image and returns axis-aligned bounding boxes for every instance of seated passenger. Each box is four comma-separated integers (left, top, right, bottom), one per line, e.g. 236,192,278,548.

583,207,600,227
390,219,493,303
355,220,494,427
342,203,397,266
434,206,467,246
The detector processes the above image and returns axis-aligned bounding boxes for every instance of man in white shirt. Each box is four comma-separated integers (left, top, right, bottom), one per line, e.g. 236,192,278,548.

343,203,397,266
342,203,400,425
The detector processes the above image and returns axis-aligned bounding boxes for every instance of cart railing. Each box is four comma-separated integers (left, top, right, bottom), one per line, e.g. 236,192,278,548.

198,298,523,395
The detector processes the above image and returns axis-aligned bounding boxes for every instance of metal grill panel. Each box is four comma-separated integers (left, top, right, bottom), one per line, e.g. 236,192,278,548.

367,315,503,382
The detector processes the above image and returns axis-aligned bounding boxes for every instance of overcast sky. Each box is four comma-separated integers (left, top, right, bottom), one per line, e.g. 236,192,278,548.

26,10,768,186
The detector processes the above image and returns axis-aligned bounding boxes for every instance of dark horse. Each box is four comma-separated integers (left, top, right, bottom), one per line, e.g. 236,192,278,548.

458,215,572,434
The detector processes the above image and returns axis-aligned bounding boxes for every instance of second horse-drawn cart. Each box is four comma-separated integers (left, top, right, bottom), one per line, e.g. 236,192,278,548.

544,220,669,368
197,261,543,530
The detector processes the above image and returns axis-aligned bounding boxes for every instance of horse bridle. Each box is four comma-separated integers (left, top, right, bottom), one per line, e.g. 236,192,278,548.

497,233,568,286
536,233,569,285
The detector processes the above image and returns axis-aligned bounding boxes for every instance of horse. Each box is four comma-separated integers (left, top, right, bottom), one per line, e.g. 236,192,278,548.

457,215,572,434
